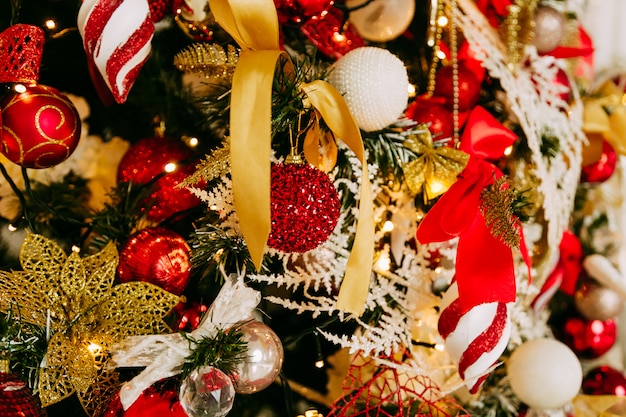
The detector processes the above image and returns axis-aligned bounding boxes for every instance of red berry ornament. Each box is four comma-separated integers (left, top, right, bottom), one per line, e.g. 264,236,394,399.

582,366,626,396
301,6,365,60
118,227,192,295
268,162,340,253
0,83,81,168
581,140,617,184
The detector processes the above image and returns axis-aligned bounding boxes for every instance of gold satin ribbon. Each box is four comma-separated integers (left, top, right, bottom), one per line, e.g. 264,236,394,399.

573,395,626,417
211,0,375,315
402,130,469,201
583,80,626,165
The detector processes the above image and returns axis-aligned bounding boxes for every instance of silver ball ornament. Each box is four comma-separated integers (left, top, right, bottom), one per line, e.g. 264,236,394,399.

574,282,624,321
326,47,409,132
532,6,566,54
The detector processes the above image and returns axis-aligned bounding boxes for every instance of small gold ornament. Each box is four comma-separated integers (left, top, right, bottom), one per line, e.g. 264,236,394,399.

402,129,469,201
0,233,180,416
174,43,239,80
480,176,520,249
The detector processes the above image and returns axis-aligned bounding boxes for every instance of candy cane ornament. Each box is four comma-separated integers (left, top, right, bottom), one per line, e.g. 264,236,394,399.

77,0,155,103
438,282,512,393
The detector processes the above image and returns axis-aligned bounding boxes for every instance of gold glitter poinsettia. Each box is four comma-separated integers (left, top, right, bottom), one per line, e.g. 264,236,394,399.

403,130,469,201
0,233,180,416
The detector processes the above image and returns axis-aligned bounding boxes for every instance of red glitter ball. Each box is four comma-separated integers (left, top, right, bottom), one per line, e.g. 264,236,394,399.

0,372,46,417
580,140,618,184
146,163,203,222
301,6,365,60
148,0,173,22
118,227,192,295
117,136,193,184
268,163,340,253
274,0,334,25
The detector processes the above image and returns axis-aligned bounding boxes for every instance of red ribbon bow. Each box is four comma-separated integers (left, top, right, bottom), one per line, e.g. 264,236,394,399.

416,106,525,314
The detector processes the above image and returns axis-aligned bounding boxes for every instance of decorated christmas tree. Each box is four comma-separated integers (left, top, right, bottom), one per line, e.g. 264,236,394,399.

1,0,626,416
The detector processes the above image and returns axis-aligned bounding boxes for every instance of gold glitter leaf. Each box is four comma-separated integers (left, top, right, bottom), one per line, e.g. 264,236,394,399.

403,130,469,201
480,176,521,248
174,43,239,79
0,233,179,416
180,138,231,187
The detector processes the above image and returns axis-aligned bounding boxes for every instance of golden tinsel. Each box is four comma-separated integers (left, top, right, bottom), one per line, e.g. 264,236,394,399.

402,129,469,201
180,138,231,187
0,233,180,416
174,43,239,79
500,0,538,71
480,177,521,249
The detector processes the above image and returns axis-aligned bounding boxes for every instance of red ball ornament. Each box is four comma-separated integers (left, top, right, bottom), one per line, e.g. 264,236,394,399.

146,163,203,222
268,162,340,253
582,366,626,396
274,0,334,25
0,371,46,417
301,6,365,60
559,316,617,359
0,83,81,168
434,63,482,112
581,140,618,184
148,0,173,22
405,99,454,140
104,378,187,417
117,135,193,184
118,227,192,295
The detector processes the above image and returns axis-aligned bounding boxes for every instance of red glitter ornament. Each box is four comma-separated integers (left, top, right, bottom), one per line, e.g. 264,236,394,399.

103,378,187,417
117,136,193,184
146,163,203,222
148,0,173,22
434,63,482,112
0,83,81,168
117,135,202,221
268,162,340,253
558,316,617,359
274,0,334,25
0,24,45,83
301,6,365,60
582,365,626,396
405,99,454,140
0,370,46,417
118,227,192,295
580,140,618,184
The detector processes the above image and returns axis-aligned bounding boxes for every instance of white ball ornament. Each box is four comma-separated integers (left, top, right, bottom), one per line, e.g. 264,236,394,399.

326,47,409,132
507,338,582,410
346,0,415,42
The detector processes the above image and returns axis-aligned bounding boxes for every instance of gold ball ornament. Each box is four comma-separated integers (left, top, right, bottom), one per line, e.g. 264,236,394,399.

507,338,582,410
574,282,624,321
532,6,566,54
346,0,415,42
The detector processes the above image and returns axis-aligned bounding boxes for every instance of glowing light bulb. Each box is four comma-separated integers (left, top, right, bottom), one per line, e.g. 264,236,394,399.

87,342,102,356
315,359,325,368
164,162,177,173
434,343,445,351
332,31,346,43
504,145,513,156
7,224,17,232
45,19,57,30
71,245,81,253
188,137,199,147
437,16,448,26
382,220,395,233
14,84,27,93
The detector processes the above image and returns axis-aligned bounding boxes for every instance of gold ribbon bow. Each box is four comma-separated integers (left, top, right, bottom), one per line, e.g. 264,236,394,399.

211,0,375,315
582,80,626,165
573,395,626,417
403,129,469,201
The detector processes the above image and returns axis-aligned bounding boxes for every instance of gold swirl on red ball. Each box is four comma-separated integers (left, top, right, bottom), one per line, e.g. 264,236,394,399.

0,84,81,169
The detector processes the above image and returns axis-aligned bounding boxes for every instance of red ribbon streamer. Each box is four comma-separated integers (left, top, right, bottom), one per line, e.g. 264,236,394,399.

416,106,522,314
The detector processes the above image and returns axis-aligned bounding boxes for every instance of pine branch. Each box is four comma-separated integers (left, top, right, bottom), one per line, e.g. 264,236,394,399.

182,323,248,378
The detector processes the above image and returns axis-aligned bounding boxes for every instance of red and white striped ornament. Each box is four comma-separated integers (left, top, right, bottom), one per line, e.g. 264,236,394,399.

438,282,512,393
77,0,155,103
